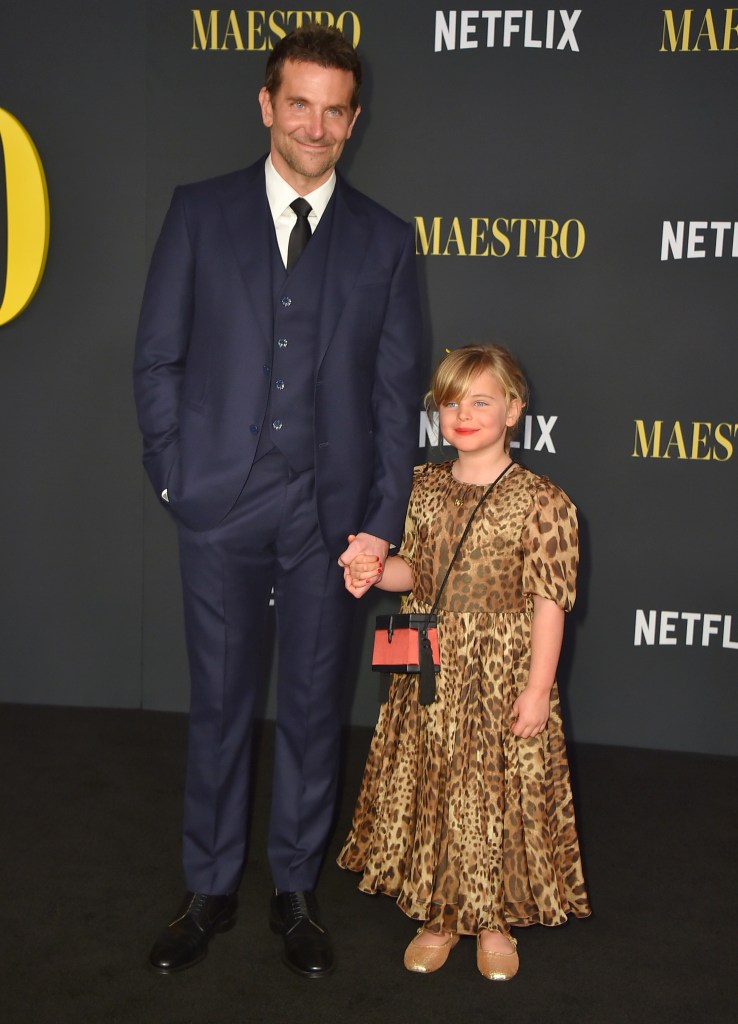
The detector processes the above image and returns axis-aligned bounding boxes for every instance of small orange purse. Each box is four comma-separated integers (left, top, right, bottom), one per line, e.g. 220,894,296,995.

371,613,439,706
372,613,440,671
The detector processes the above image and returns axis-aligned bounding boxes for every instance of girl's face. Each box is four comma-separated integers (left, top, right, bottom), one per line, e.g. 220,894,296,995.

438,369,521,457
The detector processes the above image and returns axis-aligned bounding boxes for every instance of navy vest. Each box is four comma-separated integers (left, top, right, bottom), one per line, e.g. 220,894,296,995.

256,197,335,471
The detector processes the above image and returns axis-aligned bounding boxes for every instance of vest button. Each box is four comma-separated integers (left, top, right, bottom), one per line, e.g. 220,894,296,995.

281,296,292,307
275,379,285,391
272,419,283,430
249,424,259,434
278,338,288,349
262,364,270,375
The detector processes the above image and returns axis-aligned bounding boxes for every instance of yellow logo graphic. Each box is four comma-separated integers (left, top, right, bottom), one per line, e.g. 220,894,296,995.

660,8,738,51
192,9,361,50
0,108,50,326
415,216,585,258
632,420,735,460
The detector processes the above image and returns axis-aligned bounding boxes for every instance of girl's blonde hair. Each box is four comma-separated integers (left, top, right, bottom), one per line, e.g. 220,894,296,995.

426,344,529,452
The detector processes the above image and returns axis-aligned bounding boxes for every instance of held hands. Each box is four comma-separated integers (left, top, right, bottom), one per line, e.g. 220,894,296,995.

511,686,550,738
343,553,383,597
338,533,388,599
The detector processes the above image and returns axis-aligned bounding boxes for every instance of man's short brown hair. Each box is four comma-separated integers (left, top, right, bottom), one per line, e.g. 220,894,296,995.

264,25,362,110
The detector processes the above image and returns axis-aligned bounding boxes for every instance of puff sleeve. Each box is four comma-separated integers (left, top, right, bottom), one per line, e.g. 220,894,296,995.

521,478,578,612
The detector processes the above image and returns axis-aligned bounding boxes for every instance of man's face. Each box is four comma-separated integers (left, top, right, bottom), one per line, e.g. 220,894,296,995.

259,59,360,194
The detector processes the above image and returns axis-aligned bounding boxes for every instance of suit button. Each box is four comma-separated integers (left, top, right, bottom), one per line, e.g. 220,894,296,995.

272,419,283,430
281,296,292,307
277,338,288,349
275,379,285,391
249,424,259,434
262,364,270,375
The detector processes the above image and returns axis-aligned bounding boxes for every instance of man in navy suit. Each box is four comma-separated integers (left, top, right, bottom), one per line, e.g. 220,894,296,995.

133,26,421,977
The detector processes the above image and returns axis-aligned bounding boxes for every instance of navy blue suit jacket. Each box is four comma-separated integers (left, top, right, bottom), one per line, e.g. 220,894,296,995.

133,158,422,555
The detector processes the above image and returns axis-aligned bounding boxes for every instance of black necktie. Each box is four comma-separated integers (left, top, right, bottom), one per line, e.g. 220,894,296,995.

286,198,313,271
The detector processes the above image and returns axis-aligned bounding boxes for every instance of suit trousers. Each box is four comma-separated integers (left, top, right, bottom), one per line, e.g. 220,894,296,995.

176,450,355,895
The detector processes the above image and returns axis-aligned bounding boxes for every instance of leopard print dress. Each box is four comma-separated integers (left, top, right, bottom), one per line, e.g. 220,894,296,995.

337,460,591,936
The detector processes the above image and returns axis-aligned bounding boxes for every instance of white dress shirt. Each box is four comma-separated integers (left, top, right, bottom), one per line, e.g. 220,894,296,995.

264,154,336,267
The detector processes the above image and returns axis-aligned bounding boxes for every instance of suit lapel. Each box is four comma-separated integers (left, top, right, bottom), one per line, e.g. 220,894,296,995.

317,177,372,364
217,163,274,350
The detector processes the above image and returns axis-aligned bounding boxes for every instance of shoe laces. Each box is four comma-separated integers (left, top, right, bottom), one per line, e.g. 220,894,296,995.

171,892,220,928
286,890,323,931
184,892,209,916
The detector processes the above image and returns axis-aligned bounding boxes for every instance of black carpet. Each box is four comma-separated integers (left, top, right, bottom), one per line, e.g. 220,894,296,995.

1,704,736,1024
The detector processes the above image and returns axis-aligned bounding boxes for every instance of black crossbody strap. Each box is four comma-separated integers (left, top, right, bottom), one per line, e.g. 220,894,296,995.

426,460,515,622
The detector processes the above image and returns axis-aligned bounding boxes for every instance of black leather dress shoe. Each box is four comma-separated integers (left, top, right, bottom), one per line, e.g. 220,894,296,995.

149,891,237,973
269,889,333,977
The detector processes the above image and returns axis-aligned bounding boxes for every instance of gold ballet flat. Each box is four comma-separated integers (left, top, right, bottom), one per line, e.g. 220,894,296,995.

403,928,460,973
476,932,519,981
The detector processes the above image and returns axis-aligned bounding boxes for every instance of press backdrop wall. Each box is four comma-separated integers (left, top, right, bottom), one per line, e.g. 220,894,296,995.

1,1,735,755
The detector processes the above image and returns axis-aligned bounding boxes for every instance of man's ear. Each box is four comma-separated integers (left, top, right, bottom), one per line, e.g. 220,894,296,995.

345,105,361,140
258,87,274,128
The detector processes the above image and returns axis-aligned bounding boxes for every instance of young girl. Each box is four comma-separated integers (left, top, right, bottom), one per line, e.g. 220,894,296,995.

337,344,590,980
